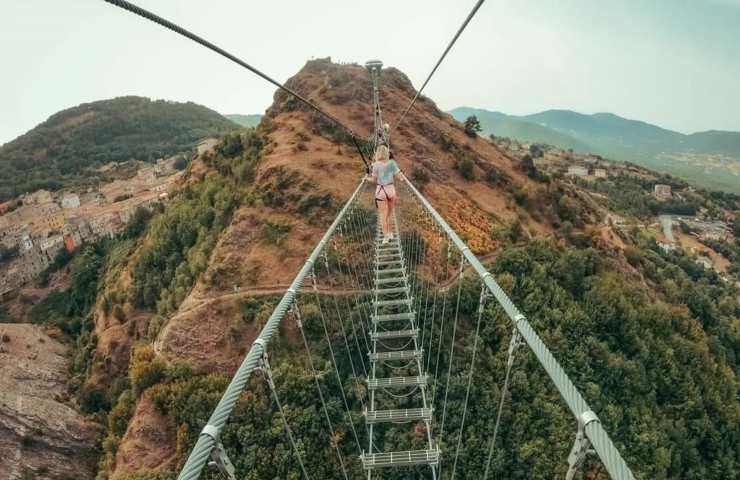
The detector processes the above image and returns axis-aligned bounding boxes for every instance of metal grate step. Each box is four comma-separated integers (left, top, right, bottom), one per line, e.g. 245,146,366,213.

375,258,404,267
376,252,402,261
365,408,433,424
373,286,410,296
372,312,416,324
367,375,428,390
361,448,440,469
371,328,418,340
373,298,412,308
369,349,422,361
375,276,407,286
375,267,405,276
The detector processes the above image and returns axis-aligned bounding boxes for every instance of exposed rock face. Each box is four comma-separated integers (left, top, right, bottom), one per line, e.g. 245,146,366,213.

111,393,176,478
0,324,98,480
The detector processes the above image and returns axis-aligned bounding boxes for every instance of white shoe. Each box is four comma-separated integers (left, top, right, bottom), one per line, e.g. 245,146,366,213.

389,233,394,240
381,236,389,245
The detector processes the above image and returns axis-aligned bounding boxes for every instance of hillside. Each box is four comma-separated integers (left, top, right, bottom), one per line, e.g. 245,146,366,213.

0,96,238,202
3,59,737,479
224,113,262,128
450,107,740,193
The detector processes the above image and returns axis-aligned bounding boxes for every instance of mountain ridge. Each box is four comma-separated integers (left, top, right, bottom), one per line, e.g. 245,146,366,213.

0,96,238,202
450,106,740,193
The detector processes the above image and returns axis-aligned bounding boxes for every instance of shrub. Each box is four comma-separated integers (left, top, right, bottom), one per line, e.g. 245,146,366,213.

453,156,475,181
261,221,292,245
173,155,188,171
79,383,110,413
129,344,167,396
410,167,430,187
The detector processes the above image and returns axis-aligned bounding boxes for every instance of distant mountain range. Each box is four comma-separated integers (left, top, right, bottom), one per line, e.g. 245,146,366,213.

225,114,262,128
450,107,740,194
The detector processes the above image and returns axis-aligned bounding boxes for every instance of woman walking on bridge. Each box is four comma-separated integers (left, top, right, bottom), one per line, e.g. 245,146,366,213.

371,144,404,244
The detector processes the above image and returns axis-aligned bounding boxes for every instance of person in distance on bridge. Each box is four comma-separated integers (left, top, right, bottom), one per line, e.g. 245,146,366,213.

371,144,405,244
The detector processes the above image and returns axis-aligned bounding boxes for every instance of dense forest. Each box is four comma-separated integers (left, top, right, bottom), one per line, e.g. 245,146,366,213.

0,96,237,201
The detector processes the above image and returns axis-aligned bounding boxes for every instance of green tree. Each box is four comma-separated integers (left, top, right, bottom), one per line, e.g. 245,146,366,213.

464,115,482,137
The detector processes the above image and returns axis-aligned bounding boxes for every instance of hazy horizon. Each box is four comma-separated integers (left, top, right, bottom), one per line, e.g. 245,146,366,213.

2,0,740,145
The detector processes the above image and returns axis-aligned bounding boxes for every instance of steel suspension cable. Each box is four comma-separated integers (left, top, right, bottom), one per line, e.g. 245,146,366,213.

103,0,370,172
393,0,487,130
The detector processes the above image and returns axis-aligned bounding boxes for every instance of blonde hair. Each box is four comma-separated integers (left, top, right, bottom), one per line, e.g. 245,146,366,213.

374,145,389,162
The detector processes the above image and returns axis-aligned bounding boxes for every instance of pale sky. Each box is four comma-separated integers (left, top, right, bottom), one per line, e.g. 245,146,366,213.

2,0,740,145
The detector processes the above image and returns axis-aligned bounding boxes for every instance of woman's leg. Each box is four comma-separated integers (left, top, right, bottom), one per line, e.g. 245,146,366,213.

386,197,396,234
378,200,389,237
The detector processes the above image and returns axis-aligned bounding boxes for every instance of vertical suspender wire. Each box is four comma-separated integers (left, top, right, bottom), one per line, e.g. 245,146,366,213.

450,284,487,478
483,329,520,479
351,203,377,338
432,249,460,408
438,256,466,440
323,251,368,406
262,356,311,480
336,221,372,355
427,234,449,376
292,301,349,480
424,223,445,375
330,237,369,377
311,272,364,449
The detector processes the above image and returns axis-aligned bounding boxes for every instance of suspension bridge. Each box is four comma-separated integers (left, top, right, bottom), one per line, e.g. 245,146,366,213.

102,1,638,478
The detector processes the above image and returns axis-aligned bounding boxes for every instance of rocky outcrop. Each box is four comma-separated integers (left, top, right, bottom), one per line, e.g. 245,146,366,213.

0,324,99,480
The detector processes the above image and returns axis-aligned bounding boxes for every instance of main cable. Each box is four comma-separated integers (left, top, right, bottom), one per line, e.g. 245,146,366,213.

103,0,370,172
393,0,486,131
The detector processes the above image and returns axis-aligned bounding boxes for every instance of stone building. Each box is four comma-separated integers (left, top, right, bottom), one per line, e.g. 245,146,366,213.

654,184,672,199
61,193,81,209
567,165,588,177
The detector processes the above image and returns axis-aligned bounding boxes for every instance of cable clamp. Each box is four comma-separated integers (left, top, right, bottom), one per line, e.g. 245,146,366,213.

565,411,600,480
202,425,236,480
201,423,220,440
253,337,266,351
513,313,525,325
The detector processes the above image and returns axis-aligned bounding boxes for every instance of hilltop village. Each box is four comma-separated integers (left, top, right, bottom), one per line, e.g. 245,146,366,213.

491,135,738,278
0,157,185,296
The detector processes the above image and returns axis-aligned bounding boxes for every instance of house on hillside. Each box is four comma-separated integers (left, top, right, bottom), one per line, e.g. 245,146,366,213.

567,166,588,177
654,184,672,199
61,193,81,209
594,168,607,178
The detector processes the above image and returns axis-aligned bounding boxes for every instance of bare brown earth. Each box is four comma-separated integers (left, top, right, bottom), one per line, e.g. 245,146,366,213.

111,393,177,479
0,323,98,480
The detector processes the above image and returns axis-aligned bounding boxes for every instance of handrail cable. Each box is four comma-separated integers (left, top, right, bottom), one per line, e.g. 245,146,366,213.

400,179,637,480
393,0,486,131
102,0,370,172
174,178,367,480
